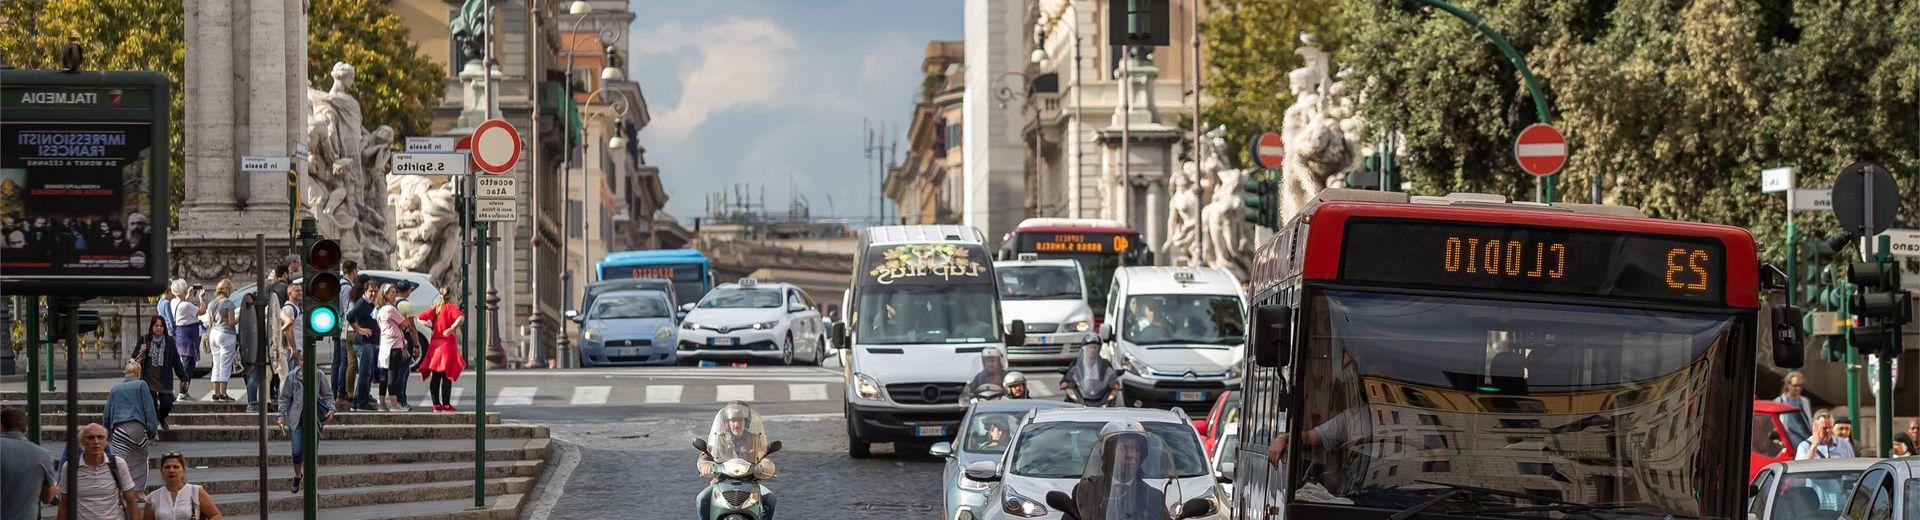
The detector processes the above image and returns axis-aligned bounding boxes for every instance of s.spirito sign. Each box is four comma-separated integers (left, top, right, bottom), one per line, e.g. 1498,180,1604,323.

389,152,467,175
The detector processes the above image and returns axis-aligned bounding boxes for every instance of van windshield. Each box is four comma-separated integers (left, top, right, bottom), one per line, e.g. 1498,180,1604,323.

997,265,1084,300
1121,294,1246,345
855,284,999,344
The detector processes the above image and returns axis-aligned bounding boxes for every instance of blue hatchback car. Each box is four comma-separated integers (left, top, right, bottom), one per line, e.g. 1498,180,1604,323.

573,289,680,366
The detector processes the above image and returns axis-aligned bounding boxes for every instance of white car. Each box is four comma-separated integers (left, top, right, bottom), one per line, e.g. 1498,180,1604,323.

677,278,829,365
994,256,1095,366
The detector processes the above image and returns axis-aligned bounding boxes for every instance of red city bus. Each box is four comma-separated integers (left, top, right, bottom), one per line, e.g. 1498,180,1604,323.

998,218,1152,321
1232,190,1801,520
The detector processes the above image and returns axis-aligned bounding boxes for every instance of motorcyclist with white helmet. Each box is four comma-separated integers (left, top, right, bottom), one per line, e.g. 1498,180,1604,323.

1003,371,1030,399
696,402,777,519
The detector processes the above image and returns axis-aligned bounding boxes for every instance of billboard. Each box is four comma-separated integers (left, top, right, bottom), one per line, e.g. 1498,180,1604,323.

0,71,170,296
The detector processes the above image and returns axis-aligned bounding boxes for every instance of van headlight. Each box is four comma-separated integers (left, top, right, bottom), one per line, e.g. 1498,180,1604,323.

655,326,674,339
582,329,601,341
1122,353,1152,374
1069,320,1092,332
854,373,883,400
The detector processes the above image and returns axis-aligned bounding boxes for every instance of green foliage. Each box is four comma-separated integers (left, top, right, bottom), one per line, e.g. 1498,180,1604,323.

0,0,187,225
1201,0,1353,165
308,0,444,138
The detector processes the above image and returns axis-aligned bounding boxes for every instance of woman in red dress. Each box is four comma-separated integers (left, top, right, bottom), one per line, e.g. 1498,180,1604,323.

417,291,467,412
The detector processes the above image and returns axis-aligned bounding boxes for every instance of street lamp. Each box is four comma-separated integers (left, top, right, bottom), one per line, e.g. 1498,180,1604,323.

1031,8,1085,217
559,2,629,368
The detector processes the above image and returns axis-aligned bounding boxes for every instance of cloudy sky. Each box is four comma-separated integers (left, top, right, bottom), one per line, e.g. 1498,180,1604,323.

625,0,962,221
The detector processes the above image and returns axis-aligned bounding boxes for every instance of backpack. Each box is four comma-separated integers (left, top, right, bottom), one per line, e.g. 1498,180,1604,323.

58,447,132,514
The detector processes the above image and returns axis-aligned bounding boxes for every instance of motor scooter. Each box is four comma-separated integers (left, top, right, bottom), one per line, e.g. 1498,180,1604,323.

693,438,783,520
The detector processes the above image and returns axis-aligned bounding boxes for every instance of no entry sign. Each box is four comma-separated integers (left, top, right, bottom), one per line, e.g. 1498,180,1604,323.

1251,132,1285,170
1513,123,1567,177
471,118,522,174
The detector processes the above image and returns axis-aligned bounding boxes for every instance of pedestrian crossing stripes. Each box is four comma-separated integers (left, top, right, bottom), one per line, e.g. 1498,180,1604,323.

714,385,754,402
495,387,537,406
787,384,828,402
645,385,683,404
571,386,611,405
1030,385,1055,398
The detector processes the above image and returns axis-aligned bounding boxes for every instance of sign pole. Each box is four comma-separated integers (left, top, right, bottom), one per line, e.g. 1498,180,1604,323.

473,219,490,507
57,296,83,520
24,296,39,443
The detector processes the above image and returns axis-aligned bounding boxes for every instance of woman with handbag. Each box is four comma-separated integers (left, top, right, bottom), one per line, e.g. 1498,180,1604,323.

170,279,205,400
374,284,409,412
204,280,239,401
417,292,466,412
144,452,222,519
134,315,180,431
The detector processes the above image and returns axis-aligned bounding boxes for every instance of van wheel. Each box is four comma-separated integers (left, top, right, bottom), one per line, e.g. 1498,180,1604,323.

846,403,873,458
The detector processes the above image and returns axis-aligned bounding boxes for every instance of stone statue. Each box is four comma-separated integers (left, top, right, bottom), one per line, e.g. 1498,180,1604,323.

306,62,396,267
1200,166,1252,279
449,0,491,72
389,175,463,289
1162,160,1202,267
1279,35,1366,220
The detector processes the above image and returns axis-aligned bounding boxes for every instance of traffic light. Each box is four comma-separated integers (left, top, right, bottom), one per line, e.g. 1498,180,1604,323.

303,238,343,337
1240,171,1276,230
1106,0,1169,46
1793,239,1838,308
1846,259,1904,356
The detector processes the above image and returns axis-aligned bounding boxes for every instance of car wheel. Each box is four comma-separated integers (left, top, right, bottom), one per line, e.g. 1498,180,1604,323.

812,336,828,366
847,402,872,459
781,334,795,366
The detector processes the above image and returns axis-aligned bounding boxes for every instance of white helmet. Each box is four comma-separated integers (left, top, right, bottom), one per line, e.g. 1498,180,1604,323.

1003,371,1028,389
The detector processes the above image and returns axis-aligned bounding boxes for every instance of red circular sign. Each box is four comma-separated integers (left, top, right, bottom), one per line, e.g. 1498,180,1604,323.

1513,123,1568,177
1253,132,1286,170
471,119,522,174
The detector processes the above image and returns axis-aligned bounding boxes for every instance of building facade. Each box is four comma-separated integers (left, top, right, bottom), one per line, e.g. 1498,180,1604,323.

884,41,965,226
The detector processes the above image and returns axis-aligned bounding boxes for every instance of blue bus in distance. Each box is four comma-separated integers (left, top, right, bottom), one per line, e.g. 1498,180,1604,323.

596,249,714,308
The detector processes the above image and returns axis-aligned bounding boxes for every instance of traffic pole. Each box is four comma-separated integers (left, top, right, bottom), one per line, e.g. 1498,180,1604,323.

1875,235,1894,456
24,296,40,443
473,220,490,507
56,296,83,520
255,234,270,514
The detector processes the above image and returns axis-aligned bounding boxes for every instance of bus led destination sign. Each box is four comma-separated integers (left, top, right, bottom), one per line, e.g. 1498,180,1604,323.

1340,220,1724,304
1028,232,1130,254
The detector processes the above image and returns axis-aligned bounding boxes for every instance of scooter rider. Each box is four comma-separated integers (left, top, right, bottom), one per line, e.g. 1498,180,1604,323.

1003,371,1030,399
1070,420,1180,520
696,402,776,520
967,347,1009,396
1063,334,1122,406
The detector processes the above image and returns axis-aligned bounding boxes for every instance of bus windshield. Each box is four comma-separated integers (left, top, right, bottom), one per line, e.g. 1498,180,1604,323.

602,262,708,307
1292,289,1738,517
997,265,1083,301
855,284,999,344
1121,294,1245,345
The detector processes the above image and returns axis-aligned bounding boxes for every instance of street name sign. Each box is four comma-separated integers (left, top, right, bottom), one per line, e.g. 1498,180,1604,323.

405,136,458,152
471,119,522,174
1791,189,1833,212
389,152,467,175
1252,132,1285,170
1762,167,1793,193
1877,229,1920,257
476,176,517,199
1513,123,1568,177
241,155,290,172
474,198,517,222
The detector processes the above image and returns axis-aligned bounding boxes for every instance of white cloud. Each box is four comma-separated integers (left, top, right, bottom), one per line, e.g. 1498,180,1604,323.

634,17,799,143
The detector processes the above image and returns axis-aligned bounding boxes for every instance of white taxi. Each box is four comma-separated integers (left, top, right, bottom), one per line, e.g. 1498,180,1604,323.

677,278,829,365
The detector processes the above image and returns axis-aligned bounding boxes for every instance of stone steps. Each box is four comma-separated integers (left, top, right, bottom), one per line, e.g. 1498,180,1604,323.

39,422,544,443
214,476,537,516
262,496,521,520
6,399,261,415
185,460,540,496
37,411,501,427
39,437,551,469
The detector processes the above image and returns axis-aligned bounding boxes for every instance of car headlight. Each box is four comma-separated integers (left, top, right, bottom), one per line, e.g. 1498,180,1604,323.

1227,361,1243,379
1001,490,1049,517
712,485,759,509
959,475,993,491
749,320,780,330
1069,320,1092,332
1122,353,1152,374
681,321,699,331
854,373,883,400
655,326,674,339
582,329,601,341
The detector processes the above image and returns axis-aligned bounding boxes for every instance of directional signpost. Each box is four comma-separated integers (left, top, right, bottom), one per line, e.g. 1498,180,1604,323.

465,118,520,505
1792,189,1835,212
405,136,459,152
389,152,468,176
240,155,291,172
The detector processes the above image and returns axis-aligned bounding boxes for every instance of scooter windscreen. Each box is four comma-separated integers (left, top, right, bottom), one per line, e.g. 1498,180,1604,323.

1073,341,1122,401
1072,420,1185,520
707,401,770,463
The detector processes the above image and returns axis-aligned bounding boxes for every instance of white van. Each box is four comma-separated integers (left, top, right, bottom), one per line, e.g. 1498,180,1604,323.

993,255,1095,366
1099,266,1247,414
834,225,1025,458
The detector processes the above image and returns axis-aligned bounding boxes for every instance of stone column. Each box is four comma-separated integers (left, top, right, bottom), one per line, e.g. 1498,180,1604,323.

174,0,308,284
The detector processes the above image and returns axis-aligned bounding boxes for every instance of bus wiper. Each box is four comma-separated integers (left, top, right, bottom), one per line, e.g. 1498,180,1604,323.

1388,481,1617,520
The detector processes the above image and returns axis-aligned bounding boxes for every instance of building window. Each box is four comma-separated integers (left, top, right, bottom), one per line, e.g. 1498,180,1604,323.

1517,462,1555,476
1498,419,1543,429
1418,414,1442,426
568,200,583,238
1391,411,1401,425
1423,435,1448,450
1423,461,1451,473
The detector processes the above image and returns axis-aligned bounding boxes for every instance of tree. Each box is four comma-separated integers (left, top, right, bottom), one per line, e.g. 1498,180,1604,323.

0,0,187,223
307,0,445,139
1201,0,1353,165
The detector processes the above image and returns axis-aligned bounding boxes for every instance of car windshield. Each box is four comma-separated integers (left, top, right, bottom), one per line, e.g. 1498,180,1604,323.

1007,421,1207,479
590,295,671,320
1121,294,1245,345
997,265,1083,300
698,287,782,309
1292,290,1739,517
854,284,999,344
961,412,1021,454
1774,470,1862,519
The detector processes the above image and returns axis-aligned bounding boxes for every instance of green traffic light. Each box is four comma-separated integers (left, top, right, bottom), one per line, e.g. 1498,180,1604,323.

307,306,339,335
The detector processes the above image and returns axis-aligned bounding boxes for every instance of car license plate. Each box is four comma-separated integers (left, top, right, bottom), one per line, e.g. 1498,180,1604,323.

1177,391,1207,402
706,337,739,347
915,426,948,437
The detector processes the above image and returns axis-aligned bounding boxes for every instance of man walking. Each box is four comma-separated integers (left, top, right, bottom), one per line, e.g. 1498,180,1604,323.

345,276,381,411
57,423,139,520
1774,371,1815,426
1,408,58,520
277,343,335,492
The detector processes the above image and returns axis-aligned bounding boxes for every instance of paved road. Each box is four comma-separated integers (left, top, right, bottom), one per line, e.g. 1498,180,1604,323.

450,359,1067,518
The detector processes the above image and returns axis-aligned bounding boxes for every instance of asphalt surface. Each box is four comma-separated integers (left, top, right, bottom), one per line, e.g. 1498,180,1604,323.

460,357,1069,519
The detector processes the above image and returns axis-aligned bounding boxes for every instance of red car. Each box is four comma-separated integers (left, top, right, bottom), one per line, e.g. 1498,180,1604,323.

1751,399,1814,480
1194,390,1241,456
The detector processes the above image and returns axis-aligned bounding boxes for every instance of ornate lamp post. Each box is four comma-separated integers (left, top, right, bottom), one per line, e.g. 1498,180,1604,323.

558,0,628,368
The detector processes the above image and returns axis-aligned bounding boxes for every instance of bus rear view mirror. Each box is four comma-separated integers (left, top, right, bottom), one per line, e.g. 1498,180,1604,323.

1251,305,1292,368
1772,305,1805,369
831,322,848,349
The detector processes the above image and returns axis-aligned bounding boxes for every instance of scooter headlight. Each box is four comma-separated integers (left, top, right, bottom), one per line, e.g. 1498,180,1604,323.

712,486,759,510
719,459,754,479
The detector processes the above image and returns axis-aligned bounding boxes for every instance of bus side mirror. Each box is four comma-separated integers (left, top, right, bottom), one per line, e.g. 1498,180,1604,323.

1772,305,1805,369
1006,320,1027,347
1251,305,1292,368
831,322,848,348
